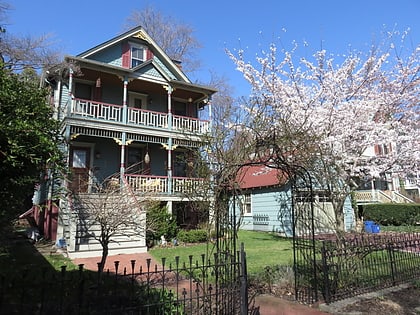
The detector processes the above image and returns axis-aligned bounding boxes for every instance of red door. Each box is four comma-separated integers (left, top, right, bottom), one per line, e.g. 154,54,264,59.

69,147,91,193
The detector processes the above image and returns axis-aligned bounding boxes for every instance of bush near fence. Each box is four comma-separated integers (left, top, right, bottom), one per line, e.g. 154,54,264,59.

361,203,420,226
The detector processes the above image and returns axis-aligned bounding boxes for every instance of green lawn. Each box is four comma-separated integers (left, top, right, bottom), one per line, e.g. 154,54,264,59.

149,230,294,275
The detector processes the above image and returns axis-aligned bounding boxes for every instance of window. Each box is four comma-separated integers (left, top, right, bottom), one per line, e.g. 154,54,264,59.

128,92,148,109
241,194,252,215
131,44,145,68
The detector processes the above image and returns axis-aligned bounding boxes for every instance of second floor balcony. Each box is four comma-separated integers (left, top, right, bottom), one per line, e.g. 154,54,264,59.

124,174,207,196
70,98,210,135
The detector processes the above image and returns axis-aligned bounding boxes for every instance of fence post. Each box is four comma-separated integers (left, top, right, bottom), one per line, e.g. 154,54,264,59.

321,241,331,304
387,241,396,285
240,243,249,315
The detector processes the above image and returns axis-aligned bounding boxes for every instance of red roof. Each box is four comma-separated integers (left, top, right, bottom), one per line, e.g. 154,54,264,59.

236,164,288,189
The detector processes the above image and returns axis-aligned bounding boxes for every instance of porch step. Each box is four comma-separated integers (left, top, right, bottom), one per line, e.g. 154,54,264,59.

67,242,148,259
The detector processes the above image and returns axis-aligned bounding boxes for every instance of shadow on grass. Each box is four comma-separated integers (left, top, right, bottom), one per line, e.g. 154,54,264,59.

0,228,60,275
0,228,189,314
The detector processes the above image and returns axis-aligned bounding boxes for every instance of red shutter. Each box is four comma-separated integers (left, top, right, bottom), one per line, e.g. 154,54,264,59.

122,42,130,68
146,49,154,60
374,144,380,155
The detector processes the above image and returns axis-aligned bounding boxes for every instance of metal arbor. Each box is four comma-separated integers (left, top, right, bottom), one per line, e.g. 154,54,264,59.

250,135,318,305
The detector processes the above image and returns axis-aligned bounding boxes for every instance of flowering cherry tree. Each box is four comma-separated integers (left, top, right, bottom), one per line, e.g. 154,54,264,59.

227,31,420,230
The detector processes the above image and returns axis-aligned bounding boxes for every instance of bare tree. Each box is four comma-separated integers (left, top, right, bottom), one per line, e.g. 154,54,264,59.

0,2,60,71
72,173,150,273
123,5,201,73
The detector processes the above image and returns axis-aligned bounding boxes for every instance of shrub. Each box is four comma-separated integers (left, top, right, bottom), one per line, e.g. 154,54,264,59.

362,203,420,226
146,202,178,247
177,229,208,243
249,264,294,295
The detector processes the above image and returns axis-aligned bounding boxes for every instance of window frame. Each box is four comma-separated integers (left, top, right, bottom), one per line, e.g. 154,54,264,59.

241,193,252,216
130,43,146,68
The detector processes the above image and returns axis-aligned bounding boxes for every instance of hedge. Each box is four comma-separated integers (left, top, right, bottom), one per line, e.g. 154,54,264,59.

361,203,420,226
177,229,208,243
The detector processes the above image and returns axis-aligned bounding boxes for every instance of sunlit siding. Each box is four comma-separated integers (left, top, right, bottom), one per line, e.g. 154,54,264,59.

86,44,123,67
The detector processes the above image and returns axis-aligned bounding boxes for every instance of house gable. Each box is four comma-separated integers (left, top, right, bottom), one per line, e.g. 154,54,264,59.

76,27,188,83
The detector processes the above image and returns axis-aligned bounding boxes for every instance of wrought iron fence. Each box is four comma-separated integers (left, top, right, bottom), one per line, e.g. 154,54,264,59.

0,245,256,314
319,232,420,304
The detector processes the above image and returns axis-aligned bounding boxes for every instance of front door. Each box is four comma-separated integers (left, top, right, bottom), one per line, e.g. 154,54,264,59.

69,147,91,193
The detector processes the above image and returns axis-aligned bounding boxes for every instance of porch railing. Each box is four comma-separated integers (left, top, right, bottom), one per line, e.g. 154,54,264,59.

127,107,168,128
173,114,210,134
125,175,168,194
173,176,206,194
124,174,206,195
354,190,414,204
71,98,208,135
72,99,122,122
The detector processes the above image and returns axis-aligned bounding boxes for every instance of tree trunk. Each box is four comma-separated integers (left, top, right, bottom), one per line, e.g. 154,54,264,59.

99,243,109,273
332,196,346,232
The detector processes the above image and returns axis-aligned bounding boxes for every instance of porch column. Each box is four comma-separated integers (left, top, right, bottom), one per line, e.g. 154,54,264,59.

164,85,174,194
113,134,127,182
122,77,128,124
67,68,74,116
166,140,173,194
164,85,173,130
166,201,173,215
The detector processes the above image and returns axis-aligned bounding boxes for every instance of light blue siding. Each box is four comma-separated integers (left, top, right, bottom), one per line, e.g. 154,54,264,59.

238,185,355,236
87,44,123,67
239,186,293,236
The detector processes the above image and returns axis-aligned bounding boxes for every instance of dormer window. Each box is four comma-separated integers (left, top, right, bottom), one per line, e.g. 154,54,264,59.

122,41,153,69
131,44,146,67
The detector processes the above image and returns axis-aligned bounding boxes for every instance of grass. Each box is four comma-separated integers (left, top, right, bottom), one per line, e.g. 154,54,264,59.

149,230,294,275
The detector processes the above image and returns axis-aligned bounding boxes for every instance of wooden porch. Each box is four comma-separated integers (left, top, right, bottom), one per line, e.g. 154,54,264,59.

124,174,205,195
71,98,210,135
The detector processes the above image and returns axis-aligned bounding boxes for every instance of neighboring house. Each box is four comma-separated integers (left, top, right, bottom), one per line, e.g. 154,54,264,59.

30,26,216,258
354,143,419,204
234,164,355,235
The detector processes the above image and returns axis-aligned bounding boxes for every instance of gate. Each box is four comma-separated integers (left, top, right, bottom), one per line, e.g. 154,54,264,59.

249,134,318,305
289,166,318,304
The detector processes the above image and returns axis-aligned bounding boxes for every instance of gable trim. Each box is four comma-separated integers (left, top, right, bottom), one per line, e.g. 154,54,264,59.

76,26,190,83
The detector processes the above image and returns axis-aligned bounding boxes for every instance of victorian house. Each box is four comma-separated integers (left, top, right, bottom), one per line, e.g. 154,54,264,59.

33,26,216,258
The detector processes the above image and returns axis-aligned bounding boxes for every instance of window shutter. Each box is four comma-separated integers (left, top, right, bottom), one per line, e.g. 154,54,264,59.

122,42,130,68
146,49,154,60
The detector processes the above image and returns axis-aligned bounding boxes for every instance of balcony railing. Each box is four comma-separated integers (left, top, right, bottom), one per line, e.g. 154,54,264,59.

71,98,209,134
125,175,168,194
172,115,210,134
124,174,205,195
172,176,206,194
72,99,122,122
127,107,168,128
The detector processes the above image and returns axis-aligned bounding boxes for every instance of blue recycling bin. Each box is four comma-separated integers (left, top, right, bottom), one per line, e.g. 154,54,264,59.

364,221,374,233
371,224,380,234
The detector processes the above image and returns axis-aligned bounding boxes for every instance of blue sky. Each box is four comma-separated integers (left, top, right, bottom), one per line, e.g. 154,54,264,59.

5,0,420,97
